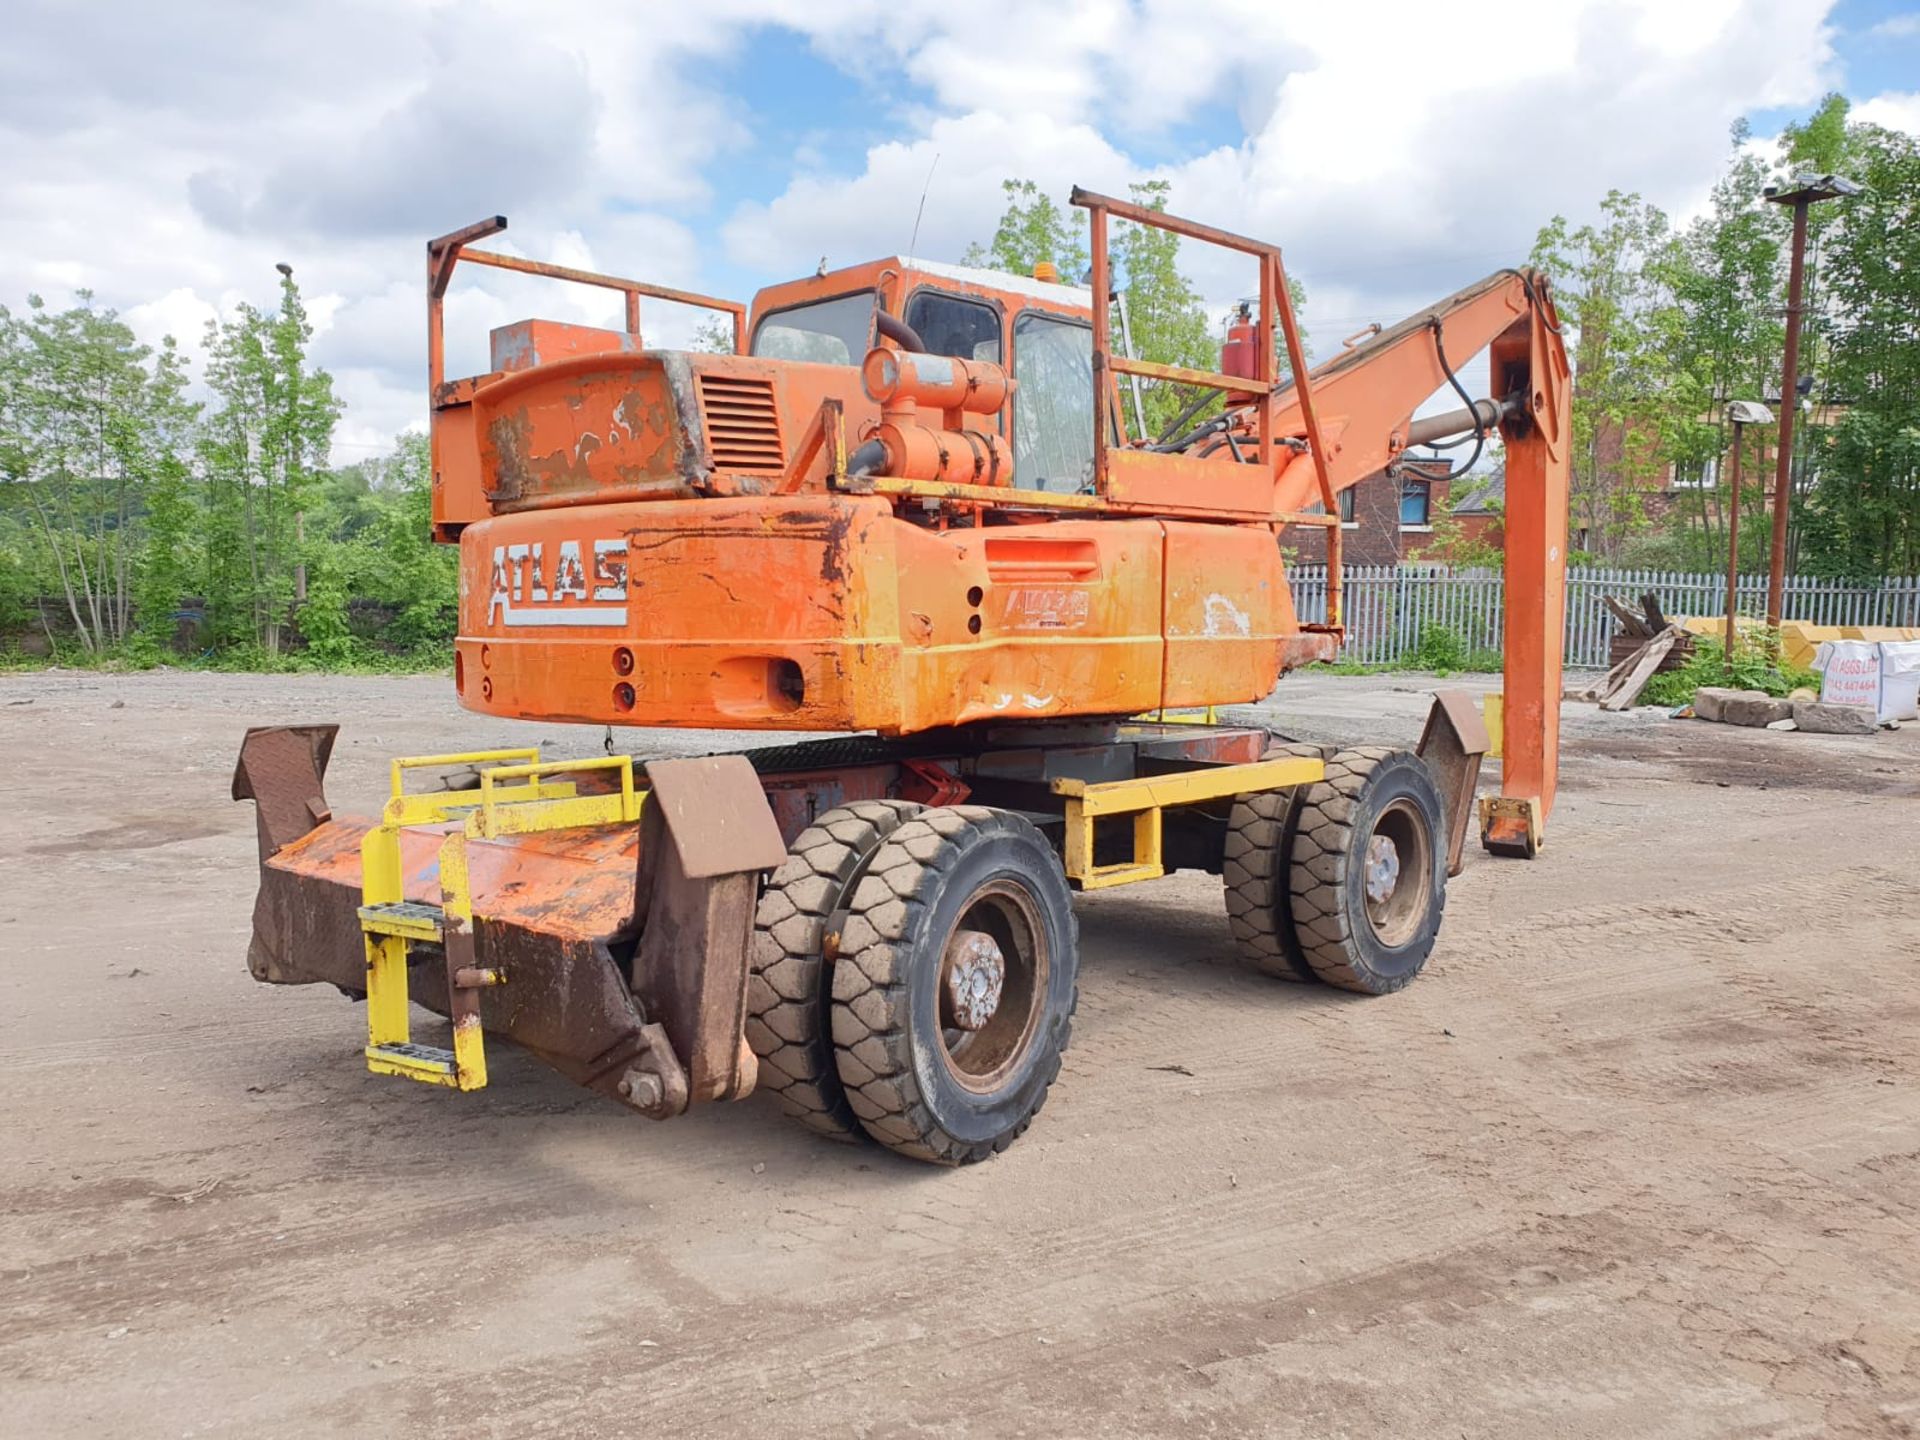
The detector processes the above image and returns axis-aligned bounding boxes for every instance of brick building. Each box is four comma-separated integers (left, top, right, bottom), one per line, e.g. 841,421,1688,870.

1287,458,1453,565
1443,471,1504,552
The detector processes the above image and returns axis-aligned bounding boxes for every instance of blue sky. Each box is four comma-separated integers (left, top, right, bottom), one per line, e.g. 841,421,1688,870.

1750,0,1920,128
2,0,1915,457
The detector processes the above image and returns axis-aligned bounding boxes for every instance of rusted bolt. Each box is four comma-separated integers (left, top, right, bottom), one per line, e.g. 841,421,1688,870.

618,1070,665,1110
940,929,1004,1032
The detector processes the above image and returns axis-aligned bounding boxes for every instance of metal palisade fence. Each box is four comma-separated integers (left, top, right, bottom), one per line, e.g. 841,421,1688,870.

1287,564,1920,669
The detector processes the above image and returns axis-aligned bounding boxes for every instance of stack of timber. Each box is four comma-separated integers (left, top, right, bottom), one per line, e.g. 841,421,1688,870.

1585,593,1692,711
1604,593,1694,671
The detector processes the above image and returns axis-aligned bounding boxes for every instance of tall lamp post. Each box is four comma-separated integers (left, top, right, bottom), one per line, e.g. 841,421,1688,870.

1760,172,1860,632
1721,399,1772,669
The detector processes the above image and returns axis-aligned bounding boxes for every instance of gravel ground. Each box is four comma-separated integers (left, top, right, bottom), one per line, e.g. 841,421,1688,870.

2,667,1917,1438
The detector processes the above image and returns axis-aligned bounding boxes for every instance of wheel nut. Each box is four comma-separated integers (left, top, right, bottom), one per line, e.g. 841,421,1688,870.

941,929,1004,1032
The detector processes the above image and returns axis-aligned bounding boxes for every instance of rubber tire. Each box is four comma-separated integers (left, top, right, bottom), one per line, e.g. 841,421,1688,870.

829,806,1078,1165
1224,741,1331,982
746,799,924,1141
1289,747,1447,995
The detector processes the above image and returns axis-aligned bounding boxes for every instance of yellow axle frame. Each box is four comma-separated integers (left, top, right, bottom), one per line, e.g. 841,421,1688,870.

1052,754,1325,889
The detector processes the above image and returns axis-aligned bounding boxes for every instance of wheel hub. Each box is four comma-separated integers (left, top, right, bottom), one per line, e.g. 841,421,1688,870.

940,929,1005,1032
1364,833,1401,904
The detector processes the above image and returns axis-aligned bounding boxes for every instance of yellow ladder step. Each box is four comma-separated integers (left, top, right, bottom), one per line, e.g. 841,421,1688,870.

358,900,445,941
366,1041,458,1086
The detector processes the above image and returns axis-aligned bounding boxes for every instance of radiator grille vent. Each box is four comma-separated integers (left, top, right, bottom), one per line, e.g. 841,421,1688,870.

696,374,784,473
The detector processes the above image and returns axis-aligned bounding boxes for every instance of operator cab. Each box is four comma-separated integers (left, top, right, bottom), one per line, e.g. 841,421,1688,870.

747,258,1099,495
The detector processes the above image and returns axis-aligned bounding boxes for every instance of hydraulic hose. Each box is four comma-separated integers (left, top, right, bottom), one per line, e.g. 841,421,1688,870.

1414,317,1485,482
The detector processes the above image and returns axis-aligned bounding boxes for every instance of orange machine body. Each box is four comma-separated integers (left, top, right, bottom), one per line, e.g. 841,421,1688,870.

426,197,1568,822
459,494,1307,732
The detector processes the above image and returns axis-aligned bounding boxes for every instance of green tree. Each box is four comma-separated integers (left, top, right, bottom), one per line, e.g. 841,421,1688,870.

198,270,339,652
334,432,458,650
1109,180,1216,437
965,179,1303,441
132,337,201,650
1651,125,1788,570
1531,192,1683,556
962,179,1088,279
1792,106,1920,579
0,294,195,652
688,313,736,354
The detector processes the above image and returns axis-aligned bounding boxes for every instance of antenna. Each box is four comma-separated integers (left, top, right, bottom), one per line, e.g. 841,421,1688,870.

906,152,940,259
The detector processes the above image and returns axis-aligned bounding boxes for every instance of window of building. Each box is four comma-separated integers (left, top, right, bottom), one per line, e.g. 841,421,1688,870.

904,291,1002,364
751,291,875,365
1670,455,1717,490
1400,480,1431,527
1303,488,1357,524
1011,312,1095,493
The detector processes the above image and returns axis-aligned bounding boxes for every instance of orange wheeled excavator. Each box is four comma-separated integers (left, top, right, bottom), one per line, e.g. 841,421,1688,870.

234,189,1569,1164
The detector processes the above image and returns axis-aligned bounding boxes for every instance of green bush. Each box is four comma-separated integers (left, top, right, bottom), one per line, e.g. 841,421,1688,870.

1408,623,1502,676
1415,623,1468,672
1640,631,1817,708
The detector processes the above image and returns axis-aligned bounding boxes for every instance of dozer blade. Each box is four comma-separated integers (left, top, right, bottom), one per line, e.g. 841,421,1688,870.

231,727,786,1120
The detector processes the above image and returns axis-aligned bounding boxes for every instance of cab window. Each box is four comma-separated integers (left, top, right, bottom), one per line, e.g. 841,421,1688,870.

750,291,875,365
1011,312,1095,494
903,291,1002,364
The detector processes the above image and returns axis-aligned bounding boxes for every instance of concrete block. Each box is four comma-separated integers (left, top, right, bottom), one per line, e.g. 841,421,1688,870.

1791,700,1877,735
1722,694,1793,727
1692,686,1761,723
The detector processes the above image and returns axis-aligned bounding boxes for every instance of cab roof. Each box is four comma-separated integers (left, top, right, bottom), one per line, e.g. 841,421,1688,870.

749,255,1093,329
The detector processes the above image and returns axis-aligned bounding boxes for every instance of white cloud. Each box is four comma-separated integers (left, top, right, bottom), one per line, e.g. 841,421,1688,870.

0,1,787,460
723,110,1132,273
1854,90,1920,135
745,0,1838,330
1867,12,1920,39
0,0,1854,465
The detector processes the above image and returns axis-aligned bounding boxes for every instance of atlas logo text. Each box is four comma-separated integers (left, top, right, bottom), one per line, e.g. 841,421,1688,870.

487,539,628,627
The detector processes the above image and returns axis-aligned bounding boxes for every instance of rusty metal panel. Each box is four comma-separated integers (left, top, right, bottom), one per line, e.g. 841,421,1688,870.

632,803,759,1107
230,725,338,858
490,319,637,374
644,755,788,878
759,764,898,846
1129,724,1270,766
622,756,788,1106
1417,690,1489,877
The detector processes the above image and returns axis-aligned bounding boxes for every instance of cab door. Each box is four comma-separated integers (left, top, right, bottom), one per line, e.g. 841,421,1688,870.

1008,311,1097,495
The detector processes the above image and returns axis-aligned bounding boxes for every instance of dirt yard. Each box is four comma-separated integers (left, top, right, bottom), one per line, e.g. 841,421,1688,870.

3,668,1918,1438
